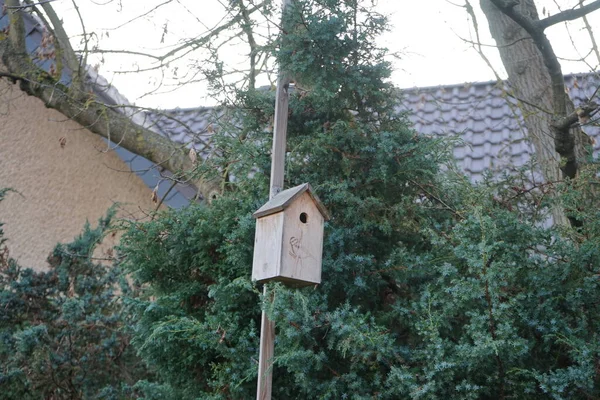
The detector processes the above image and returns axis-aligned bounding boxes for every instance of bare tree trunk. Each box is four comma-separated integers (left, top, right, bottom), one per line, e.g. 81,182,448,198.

480,0,593,226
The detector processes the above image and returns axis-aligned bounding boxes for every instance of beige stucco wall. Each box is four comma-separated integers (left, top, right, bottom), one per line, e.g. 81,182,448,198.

0,80,159,270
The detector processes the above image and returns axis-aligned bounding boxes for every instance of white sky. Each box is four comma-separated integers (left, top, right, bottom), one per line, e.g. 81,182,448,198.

52,0,600,109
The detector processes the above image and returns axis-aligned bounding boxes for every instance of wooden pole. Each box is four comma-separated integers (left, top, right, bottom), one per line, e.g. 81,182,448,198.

256,1,292,399
255,77,290,400
256,286,275,400
269,73,292,199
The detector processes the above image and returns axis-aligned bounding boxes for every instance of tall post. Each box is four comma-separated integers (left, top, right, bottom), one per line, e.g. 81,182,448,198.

269,73,292,199
256,286,275,400
256,1,292,399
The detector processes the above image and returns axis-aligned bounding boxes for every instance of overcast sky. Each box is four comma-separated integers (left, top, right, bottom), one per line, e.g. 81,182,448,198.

53,0,600,109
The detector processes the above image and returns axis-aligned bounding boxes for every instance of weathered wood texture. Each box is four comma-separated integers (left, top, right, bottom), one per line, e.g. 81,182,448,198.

256,286,275,400
253,213,285,282
253,192,325,285
254,183,330,220
253,184,328,285
280,192,324,284
269,74,291,199
257,0,293,396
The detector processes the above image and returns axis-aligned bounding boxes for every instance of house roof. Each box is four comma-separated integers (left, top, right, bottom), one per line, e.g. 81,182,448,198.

400,73,600,182
149,74,600,185
5,1,598,205
143,107,223,160
253,183,330,220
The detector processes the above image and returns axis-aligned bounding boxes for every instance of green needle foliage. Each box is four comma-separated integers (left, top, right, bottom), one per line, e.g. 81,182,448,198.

117,0,600,398
118,0,450,398
0,205,151,399
119,0,600,397
387,176,600,399
2,0,600,399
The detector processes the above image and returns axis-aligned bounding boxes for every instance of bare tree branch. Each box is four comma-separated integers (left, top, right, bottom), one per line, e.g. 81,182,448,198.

80,49,163,60
40,0,84,92
579,0,600,65
4,0,55,9
536,0,600,30
554,101,599,131
6,0,27,53
155,0,267,64
465,0,503,81
107,0,173,31
0,33,220,201
70,0,90,73
21,0,64,79
238,0,259,89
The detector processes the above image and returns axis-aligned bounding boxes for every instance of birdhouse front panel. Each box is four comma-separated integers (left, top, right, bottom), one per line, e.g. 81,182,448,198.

252,212,284,283
280,192,324,285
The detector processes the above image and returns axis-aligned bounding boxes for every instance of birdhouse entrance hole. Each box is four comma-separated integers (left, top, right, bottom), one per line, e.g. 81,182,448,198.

252,183,330,286
299,212,308,224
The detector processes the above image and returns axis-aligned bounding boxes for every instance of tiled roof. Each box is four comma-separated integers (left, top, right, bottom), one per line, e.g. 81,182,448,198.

150,73,600,184
5,1,598,204
400,73,600,182
144,107,224,158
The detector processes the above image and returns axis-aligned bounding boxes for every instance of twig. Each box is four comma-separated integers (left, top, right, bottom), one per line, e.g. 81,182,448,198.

537,0,600,30
5,0,55,9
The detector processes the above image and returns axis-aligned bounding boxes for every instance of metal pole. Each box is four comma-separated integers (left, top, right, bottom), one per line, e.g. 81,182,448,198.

256,1,292,398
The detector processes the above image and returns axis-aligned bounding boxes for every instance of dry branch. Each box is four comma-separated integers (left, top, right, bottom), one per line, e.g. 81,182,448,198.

537,0,600,30
0,5,220,201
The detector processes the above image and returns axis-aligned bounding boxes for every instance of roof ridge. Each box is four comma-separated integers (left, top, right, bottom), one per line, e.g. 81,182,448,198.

399,71,599,93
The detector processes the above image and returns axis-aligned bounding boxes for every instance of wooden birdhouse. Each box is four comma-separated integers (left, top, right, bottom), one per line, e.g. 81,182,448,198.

252,183,330,286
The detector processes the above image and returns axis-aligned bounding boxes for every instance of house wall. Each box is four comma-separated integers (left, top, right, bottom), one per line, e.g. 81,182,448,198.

0,79,158,270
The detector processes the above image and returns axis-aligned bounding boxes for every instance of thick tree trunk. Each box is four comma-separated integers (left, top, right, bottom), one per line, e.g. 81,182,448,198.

481,0,560,181
480,0,592,226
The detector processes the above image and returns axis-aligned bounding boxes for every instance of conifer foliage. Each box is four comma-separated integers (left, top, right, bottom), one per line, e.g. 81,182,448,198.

118,0,451,397
1,0,599,398
118,0,600,397
0,204,149,399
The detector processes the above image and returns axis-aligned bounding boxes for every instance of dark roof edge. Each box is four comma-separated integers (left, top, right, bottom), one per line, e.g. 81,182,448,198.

398,71,598,93
157,105,223,113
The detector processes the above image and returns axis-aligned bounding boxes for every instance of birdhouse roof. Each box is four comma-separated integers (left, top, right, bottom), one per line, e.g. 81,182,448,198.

253,183,330,220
